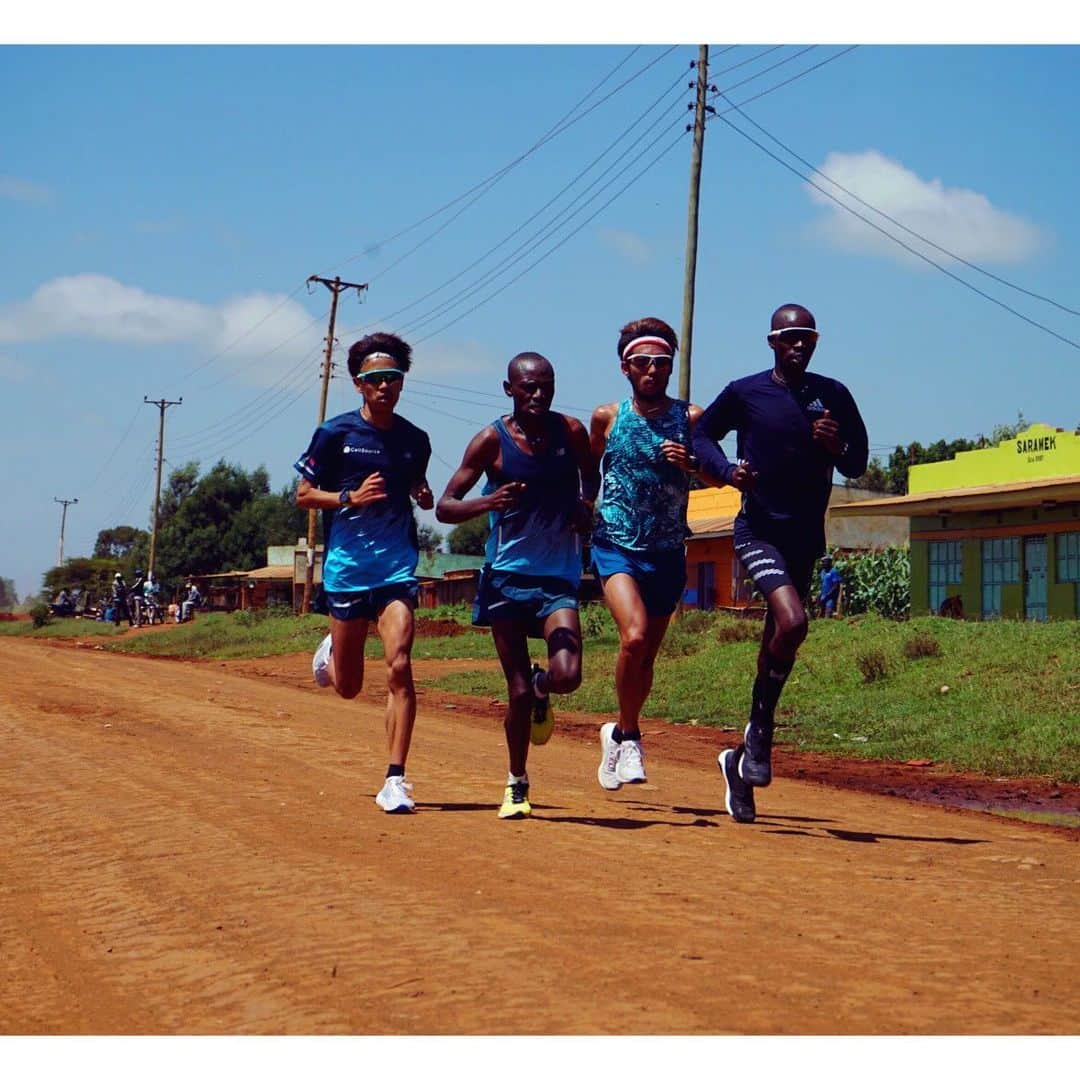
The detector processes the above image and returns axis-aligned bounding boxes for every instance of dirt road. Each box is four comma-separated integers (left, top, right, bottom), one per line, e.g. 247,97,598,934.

1,637,1076,1034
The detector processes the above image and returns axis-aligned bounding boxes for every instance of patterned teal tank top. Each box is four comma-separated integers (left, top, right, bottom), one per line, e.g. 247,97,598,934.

593,398,692,552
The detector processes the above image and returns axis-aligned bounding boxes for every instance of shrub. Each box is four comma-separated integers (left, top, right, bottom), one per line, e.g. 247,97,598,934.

833,546,911,620
581,603,615,639
30,602,53,629
902,629,942,660
855,647,890,683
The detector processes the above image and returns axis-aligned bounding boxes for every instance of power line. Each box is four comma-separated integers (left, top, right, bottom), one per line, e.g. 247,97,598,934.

320,46,676,281
713,102,1080,353
348,61,692,336
717,89,1080,319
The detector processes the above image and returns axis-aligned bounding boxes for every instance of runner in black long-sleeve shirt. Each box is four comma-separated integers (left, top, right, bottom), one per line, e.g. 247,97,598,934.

693,303,868,823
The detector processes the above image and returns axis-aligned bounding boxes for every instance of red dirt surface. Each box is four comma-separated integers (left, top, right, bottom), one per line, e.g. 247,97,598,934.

1,636,1076,1035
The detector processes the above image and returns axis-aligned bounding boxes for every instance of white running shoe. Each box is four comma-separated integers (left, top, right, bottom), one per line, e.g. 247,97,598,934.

615,738,647,784
312,633,333,688
597,722,622,790
375,775,415,813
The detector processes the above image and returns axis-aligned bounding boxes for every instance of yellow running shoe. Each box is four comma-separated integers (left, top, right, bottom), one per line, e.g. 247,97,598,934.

498,780,532,819
530,663,555,746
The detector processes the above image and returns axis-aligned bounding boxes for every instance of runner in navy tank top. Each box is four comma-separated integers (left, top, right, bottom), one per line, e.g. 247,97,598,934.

437,353,598,820
693,303,868,824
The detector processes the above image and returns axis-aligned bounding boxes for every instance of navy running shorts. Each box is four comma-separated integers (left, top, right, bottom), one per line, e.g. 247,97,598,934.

325,583,418,622
472,567,579,634
591,540,687,617
733,517,817,601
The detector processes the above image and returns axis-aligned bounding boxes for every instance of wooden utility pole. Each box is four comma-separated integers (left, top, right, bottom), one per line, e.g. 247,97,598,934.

679,45,711,402
300,275,369,614
144,396,183,578
54,496,78,566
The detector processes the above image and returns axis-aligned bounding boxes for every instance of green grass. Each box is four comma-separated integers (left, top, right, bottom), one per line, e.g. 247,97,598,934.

433,612,1080,784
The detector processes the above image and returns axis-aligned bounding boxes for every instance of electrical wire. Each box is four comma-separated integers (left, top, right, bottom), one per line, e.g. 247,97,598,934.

320,46,676,281
717,89,1080,319
713,104,1080,352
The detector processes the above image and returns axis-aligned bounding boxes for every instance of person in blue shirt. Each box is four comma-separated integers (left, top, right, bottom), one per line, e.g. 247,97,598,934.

436,352,597,819
693,303,868,823
589,317,718,792
818,555,843,617
295,332,434,815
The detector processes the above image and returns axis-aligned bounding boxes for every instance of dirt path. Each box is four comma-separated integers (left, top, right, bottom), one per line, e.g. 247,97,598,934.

1,637,1076,1034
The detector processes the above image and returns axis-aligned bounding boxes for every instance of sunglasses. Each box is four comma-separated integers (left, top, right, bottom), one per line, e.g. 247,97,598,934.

767,327,819,345
625,353,674,372
356,369,405,385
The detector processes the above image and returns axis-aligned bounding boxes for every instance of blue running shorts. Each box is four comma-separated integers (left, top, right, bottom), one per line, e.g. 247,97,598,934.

472,567,579,634
590,540,687,617
325,583,418,622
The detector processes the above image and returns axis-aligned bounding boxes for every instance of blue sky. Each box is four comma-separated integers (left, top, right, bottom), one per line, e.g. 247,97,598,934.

3,29,1080,601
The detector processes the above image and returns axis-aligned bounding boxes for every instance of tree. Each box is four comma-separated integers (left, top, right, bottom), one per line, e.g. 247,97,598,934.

93,525,149,560
447,516,490,555
417,523,444,554
42,557,119,602
0,577,18,611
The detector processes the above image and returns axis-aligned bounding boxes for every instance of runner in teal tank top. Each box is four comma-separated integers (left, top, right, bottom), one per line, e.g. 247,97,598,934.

588,316,720,793
437,352,598,820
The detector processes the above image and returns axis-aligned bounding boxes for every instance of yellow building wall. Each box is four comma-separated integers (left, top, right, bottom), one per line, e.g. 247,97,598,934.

687,486,742,521
909,424,1080,494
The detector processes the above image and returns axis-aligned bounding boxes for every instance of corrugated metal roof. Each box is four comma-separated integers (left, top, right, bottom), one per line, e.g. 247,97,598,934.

830,475,1080,517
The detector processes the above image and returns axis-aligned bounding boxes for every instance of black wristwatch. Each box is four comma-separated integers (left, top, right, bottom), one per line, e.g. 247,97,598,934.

339,488,352,506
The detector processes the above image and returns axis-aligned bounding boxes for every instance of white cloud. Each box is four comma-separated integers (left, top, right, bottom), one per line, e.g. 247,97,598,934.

0,176,52,204
598,228,653,266
806,151,1047,266
0,274,318,387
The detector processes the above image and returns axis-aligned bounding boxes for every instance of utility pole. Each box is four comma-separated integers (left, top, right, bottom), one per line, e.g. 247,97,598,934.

679,45,713,402
144,396,183,578
54,497,78,566
300,275,369,614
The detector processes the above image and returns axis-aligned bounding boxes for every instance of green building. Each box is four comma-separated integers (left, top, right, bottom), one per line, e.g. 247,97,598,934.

832,423,1080,620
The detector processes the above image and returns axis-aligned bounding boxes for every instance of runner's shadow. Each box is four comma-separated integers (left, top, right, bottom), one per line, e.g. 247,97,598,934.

823,828,986,845
413,801,569,813
670,806,836,825
537,814,718,830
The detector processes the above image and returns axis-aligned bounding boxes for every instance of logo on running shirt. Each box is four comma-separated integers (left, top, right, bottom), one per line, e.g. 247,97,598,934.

806,398,826,414
343,445,381,455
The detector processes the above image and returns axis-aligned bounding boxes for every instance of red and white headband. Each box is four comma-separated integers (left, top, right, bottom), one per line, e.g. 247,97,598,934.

621,335,674,361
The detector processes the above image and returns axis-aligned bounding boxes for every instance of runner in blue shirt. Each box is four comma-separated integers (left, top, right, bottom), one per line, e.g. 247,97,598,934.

818,556,843,617
295,332,433,815
589,317,719,792
693,303,868,823
436,352,597,819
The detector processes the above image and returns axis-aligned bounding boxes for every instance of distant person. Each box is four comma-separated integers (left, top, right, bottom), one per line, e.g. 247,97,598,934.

178,580,202,623
589,316,717,792
818,556,843,617
295,332,433,815
111,572,132,626
436,352,598,819
693,303,868,823
51,588,73,617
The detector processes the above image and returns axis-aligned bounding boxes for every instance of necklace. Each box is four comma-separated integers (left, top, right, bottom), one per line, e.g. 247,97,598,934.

633,397,669,418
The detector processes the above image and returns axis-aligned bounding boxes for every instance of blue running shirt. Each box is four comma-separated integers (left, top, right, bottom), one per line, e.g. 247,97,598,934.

594,399,692,553
294,410,431,591
483,415,583,584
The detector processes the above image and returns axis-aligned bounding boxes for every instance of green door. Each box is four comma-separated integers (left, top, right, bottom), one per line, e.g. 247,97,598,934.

1024,536,1048,621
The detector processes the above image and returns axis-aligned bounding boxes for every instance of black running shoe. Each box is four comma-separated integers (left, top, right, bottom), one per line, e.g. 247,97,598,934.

740,719,773,787
719,747,756,824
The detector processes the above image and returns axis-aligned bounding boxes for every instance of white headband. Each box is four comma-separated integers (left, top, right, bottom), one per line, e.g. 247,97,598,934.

363,351,396,361
767,327,819,339
621,335,675,361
